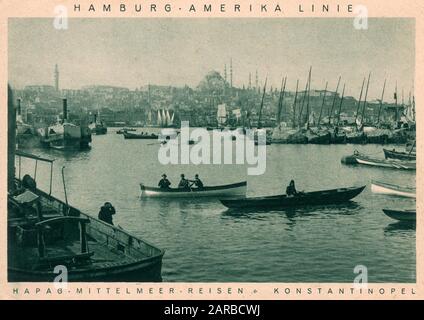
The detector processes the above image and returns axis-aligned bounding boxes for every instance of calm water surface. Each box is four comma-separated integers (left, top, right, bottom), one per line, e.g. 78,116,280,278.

17,128,416,282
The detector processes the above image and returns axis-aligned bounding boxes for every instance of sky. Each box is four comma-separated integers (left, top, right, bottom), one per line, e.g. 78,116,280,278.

8,18,415,101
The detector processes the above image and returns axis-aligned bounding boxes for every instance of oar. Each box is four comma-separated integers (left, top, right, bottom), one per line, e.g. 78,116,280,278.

407,140,416,156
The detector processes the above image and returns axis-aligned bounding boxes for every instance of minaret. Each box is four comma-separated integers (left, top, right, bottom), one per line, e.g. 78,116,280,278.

54,64,59,91
255,70,259,89
230,58,233,88
248,73,252,89
224,64,227,83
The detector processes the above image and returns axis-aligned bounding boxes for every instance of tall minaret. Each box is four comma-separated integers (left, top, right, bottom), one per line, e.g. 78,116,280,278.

224,64,227,83
54,64,59,91
255,70,259,89
248,72,252,89
230,58,233,88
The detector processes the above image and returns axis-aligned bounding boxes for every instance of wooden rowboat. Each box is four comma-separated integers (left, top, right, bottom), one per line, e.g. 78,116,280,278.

140,181,247,198
382,209,416,222
353,153,415,170
124,131,159,139
220,185,365,209
371,180,416,198
383,148,416,161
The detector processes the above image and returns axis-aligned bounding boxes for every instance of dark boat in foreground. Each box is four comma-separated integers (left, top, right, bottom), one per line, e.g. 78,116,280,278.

9,152,164,282
382,209,416,222
383,148,416,161
220,185,366,209
123,131,159,139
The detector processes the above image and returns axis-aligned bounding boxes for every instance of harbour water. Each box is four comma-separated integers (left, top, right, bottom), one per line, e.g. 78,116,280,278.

17,128,416,283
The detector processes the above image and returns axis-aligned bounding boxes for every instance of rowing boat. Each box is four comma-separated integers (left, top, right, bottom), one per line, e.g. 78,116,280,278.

219,185,365,209
383,148,416,161
140,181,247,198
382,209,416,222
353,153,415,170
371,180,416,198
123,132,159,139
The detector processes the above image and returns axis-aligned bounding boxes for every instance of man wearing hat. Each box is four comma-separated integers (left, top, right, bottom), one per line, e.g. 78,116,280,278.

178,174,190,189
190,174,204,189
158,174,171,189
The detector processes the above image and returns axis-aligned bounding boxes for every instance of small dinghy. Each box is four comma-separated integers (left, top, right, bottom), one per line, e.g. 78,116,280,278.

220,185,365,209
383,148,416,161
140,181,247,198
352,152,415,170
371,180,416,198
382,209,416,222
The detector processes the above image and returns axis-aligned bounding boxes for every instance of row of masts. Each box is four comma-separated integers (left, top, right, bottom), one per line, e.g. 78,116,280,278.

269,67,415,130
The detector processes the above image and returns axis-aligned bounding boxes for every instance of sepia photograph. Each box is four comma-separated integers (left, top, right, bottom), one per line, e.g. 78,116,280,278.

6,16,416,286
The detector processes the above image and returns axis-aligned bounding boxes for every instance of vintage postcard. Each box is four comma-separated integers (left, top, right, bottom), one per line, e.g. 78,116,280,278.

0,0,422,301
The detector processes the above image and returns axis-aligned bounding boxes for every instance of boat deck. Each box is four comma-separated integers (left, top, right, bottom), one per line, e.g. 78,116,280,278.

9,237,145,271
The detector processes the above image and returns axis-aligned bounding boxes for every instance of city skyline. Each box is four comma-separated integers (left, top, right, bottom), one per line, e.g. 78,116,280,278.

9,18,415,101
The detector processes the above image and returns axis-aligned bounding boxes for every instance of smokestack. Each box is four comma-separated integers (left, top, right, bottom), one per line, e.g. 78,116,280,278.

62,98,68,121
17,98,21,115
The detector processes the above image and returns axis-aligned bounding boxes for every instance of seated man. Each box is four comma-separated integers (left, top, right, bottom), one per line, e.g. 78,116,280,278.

178,174,190,189
190,174,204,189
158,174,171,189
286,180,298,196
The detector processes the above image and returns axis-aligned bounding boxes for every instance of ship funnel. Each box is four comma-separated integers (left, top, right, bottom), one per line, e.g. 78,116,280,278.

17,98,21,115
62,98,68,121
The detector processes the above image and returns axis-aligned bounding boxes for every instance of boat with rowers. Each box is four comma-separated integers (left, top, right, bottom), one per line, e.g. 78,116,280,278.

382,209,416,222
220,185,365,209
371,180,416,198
140,181,247,198
383,148,416,161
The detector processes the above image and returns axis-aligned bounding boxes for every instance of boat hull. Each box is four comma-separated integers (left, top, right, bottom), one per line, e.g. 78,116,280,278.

8,184,164,282
124,132,158,139
220,186,365,209
383,148,416,161
140,182,247,198
371,181,415,198
382,209,416,222
354,154,416,170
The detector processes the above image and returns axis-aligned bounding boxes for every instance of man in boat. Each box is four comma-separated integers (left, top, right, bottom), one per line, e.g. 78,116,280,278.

98,202,116,225
286,180,298,196
190,174,204,189
158,174,171,189
178,174,190,190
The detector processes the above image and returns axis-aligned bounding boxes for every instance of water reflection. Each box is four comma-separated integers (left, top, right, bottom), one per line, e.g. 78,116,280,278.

384,221,416,234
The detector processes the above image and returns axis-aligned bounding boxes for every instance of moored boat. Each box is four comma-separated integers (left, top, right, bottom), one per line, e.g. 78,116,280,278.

383,148,416,161
123,131,159,139
382,209,416,222
140,181,247,198
117,128,136,134
220,185,365,209
9,147,164,282
352,152,415,170
371,180,416,198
